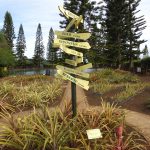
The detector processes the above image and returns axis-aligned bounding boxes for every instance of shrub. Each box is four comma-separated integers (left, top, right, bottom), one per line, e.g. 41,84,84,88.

0,67,9,77
91,80,113,94
0,77,64,109
141,57,150,73
90,68,139,84
0,102,147,150
114,83,145,101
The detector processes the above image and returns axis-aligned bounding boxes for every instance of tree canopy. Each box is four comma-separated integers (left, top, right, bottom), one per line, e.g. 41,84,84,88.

0,32,14,66
3,11,15,50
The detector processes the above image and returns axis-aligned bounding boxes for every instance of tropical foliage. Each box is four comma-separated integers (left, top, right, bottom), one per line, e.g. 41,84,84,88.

0,102,147,150
0,75,64,110
90,68,146,101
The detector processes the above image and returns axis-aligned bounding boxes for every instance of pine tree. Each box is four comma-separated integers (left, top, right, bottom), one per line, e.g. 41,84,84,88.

59,0,79,29
47,27,57,62
60,0,105,67
33,23,44,67
16,24,26,66
104,0,146,69
125,0,146,69
3,11,15,50
104,0,128,68
60,0,100,32
87,1,106,67
0,31,14,67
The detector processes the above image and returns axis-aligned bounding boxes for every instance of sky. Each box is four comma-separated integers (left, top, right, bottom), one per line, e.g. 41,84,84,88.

0,0,150,58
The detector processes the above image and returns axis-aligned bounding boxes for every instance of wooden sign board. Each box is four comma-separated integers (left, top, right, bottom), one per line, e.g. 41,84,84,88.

64,18,76,32
55,31,91,40
60,46,83,57
58,6,83,23
76,63,92,71
54,39,91,49
76,57,83,63
75,15,83,28
65,59,77,66
57,70,89,90
56,65,89,78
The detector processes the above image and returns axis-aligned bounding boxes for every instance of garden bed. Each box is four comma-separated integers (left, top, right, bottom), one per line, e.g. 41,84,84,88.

88,69,150,115
0,101,148,150
0,75,67,113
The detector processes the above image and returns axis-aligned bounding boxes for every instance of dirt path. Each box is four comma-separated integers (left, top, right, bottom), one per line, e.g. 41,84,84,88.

125,110,150,143
60,82,89,112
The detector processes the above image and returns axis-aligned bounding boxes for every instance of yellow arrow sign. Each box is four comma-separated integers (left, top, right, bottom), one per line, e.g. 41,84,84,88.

58,6,83,23
76,57,83,63
57,70,89,90
75,15,83,29
56,65,89,78
76,63,93,71
54,39,91,49
64,18,76,32
65,59,77,66
60,46,83,57
55,31,91,40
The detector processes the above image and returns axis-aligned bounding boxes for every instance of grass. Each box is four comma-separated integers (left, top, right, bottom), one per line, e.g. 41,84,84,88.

0,101,147,150
0,75,64,110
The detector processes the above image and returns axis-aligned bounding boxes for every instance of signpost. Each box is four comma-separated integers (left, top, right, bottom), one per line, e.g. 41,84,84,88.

53,39,91,49
55,31,91,40
60,46,83,57
56,65,89,78
58,6,83,23
53,6,92,117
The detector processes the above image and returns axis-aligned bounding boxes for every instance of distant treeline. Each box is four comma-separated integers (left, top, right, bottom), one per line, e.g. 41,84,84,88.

0,0,149,73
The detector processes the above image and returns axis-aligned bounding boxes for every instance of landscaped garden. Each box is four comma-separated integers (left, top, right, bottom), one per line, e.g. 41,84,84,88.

0,75,65,112
88,68,150,115
0,0,150,149
0,72,150,149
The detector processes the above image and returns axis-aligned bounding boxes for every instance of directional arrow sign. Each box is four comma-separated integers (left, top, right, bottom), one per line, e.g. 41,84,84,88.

76,57,83,63
57,70,89,90
60,46,83,57
55,31,91,40
75,15,83,28
58,6,83,23
76,63,93,71
56,65,89,78
54,39,91,49
64,18,76,32
65,59,77,66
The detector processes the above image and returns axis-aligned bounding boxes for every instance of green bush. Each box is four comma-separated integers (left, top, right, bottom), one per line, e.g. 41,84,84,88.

114,83,145,101
90,68,139,84
0,67,8,77
141,57,150,73
0,76,63,108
